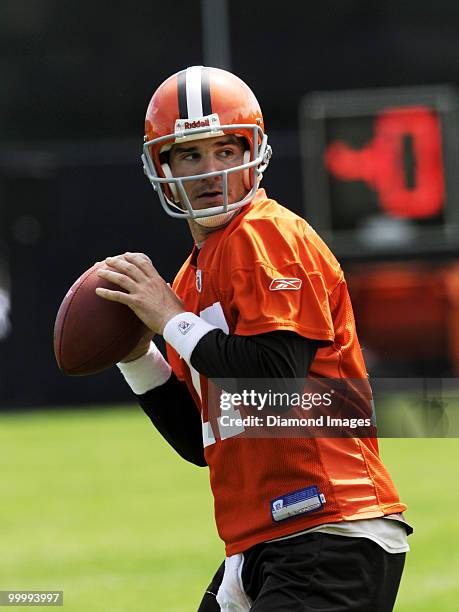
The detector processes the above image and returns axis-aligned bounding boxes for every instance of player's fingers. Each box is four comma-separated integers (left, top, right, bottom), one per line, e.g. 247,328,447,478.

95,286,132,304
97,268,135,292
104,256,145,282
123,252,157,277
124,251,152,264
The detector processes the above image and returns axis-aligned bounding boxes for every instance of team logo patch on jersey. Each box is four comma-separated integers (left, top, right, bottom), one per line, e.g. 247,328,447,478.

269,278,302,291
177,320,195,335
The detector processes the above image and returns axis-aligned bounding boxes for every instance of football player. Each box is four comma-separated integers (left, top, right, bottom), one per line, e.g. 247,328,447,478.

96,66,411,611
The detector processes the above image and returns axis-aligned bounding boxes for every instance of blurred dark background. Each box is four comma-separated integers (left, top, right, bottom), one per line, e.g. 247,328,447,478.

1,0,459,408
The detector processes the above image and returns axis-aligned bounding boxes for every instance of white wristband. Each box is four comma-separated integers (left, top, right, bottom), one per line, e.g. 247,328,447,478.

163,312,217,366
117,341,171,395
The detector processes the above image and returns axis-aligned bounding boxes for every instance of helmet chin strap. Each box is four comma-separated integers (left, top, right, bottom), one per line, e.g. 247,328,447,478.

193,209,239,228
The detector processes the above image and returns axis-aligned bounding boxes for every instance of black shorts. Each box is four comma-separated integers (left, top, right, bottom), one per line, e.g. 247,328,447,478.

197,532,406,611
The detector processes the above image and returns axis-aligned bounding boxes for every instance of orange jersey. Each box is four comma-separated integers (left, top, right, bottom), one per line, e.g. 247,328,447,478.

166,189,407,556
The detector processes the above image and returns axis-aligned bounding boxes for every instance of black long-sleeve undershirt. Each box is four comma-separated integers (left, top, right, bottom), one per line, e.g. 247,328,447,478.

137,330,319,466
138,373,207,466
190,329,317,379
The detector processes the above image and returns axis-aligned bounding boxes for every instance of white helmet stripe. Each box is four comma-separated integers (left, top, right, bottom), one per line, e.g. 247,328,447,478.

185,66,204,118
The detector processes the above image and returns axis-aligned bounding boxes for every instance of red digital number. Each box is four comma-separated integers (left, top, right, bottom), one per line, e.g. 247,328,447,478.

325,106,445,218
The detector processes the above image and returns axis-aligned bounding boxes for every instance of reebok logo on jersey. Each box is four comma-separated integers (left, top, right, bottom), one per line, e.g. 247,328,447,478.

177,320,195,335
269,278,302,291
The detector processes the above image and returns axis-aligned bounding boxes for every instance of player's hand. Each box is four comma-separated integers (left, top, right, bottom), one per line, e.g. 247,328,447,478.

95,252,185,335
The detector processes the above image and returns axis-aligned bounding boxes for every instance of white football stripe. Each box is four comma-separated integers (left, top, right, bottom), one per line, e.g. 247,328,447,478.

186,66,203,118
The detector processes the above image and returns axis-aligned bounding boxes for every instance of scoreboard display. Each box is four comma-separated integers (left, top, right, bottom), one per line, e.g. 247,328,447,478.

300,85,459,258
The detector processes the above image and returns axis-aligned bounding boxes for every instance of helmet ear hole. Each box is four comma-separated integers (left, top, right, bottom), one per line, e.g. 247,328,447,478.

243,150,251,190
161,163,179,201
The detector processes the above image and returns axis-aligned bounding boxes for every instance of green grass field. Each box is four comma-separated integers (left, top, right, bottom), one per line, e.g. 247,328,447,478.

0,405,458,611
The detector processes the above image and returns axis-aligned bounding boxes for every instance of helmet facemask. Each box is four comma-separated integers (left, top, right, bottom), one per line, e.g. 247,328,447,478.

142,121,272,222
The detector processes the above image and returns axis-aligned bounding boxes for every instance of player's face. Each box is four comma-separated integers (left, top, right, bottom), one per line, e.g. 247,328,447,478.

168,135,247,210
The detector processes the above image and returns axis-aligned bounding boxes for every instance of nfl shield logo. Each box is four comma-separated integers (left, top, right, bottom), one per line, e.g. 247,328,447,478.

178,320,194,335
196,270,202,292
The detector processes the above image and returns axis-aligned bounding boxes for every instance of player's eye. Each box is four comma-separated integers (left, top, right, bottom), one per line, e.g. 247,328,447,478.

219,148,235,158
182,152,199,161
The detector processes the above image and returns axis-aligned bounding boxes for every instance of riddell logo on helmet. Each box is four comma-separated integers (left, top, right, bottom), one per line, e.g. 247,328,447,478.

175,114,221,137
184,118,210,129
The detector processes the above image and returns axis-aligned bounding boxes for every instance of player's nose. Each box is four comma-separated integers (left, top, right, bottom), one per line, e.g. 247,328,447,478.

200,152,223,175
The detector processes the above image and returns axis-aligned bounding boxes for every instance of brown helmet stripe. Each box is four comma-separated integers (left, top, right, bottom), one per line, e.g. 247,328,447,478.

177,69,188,119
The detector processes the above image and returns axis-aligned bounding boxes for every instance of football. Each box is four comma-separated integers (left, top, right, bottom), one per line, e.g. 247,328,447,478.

54,261,148,375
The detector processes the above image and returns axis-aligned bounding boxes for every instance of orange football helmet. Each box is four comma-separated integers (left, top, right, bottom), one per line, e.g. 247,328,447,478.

142,66,272,223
